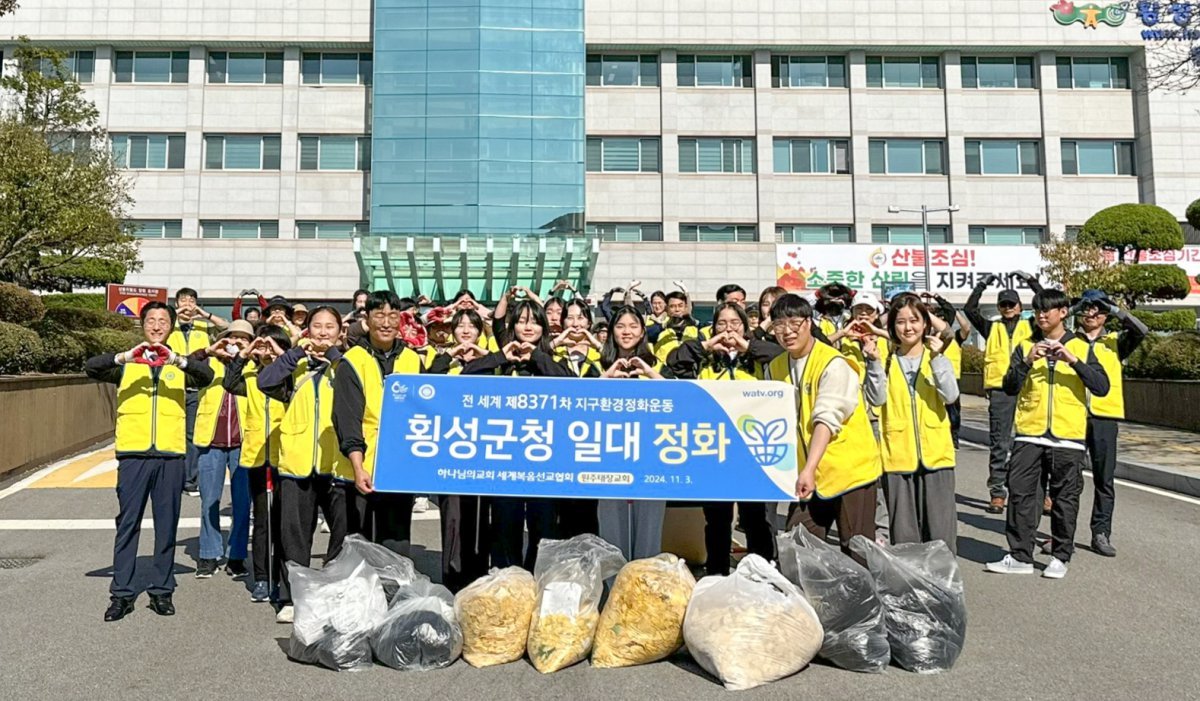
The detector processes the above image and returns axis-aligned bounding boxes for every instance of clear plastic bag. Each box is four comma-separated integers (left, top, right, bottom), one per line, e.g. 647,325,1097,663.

287,553,387,672
455,567,537,668
849,536,967,674
683,554,824,691
592,554,695,668
527,534,627,673
776,527,890,673
339,534,421,603
370,579,463,671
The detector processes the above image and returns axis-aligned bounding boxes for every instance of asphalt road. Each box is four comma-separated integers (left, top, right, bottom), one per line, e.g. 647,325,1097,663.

1,443,1198,701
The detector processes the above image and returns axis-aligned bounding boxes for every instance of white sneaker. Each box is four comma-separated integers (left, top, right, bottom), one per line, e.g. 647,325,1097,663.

1042,557,1068,579
275,605,294,624
985,554,1035,575
412,497,430,513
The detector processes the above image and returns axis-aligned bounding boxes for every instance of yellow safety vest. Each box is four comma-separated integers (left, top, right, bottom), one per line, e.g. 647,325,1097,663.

766,345,882,499
277,359,347,480
944,338,963,380
653,324,700,363
984,319,1033,389
1086,332,1124,420
193,359,248,448
115,362,188,456
879,352,955,474
338,345,424,479
238,361,285,469
841,337,890,382
818,317,842,348
1013,336,1095,441
167,324,210,356
555,346,603,377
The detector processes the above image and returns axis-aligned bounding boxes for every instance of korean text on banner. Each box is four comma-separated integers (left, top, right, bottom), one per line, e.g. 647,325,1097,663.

371,375,799,502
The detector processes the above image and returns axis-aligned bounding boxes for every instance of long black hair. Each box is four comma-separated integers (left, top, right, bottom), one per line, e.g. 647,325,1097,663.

562,298,593,328
450,308,484,341
704,302,757,374
503,299,554,355
601,305,656,369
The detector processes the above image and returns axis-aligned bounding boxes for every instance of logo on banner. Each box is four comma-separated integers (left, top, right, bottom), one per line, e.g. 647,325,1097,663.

418,384,436,400
1049,1,1128,28
390,381,408,402
869,248,888,269
739,417,792,469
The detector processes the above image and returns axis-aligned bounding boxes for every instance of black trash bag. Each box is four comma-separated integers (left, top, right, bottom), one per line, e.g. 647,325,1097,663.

849,536,967,674
776,527,890,673
337,534,420,605
286,555,387,672
288,627,374,672
370,580,462,671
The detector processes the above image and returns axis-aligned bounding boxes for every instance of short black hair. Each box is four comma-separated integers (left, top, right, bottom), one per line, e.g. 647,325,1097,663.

450,308,484,336
563,298,593,325
665,291,689,304
256,322,293,352
716,284,747,302
1032,289,1070,313
650,290,667,303
396,297,418,312
769,293,814,322
174,287,197,302
711,302,752,339
543,295,566,312
366,290,402,313
352,289,369,301
140,301,176,325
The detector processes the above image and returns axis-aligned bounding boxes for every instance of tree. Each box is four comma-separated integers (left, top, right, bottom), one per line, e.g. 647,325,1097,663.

1037,239,1121,297
0,1,18,18
1072,203,1190,308
0,40,140,291
1188,197,1200,230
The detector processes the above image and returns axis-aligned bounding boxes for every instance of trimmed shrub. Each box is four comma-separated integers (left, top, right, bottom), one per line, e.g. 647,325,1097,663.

40,333,89,374
1078,204,1185,259
0,282,46,325
962,345,984,374
1126,331,1200,380
0,321,45,375
1109,263,1193,304
1130,309,1197,332
42,306,136,332
75,328,141,357
1187,198,1200,230
40,293,106,311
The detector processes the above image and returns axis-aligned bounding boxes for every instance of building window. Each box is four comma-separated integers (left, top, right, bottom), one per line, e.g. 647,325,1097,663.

678,138,755,173
296,221,368,239
868,139,945,175
777,225,853,243
200,221,279,239
207,52,284,84
585,137,660,173
679,224,758,243
38,50,94,82
1061,140,1136,175
968,226,1046,245
677,55,753,88
866,56,941,88
111,134,186,170
204,135,282,170
586,223,663,242
872,225,951,244
1056,57,1130,89
773,138,850,174
770,56,846,88
961,57,1036,89
301,52,372,85
113,51,189,83
298,136,371,171
585,54,658,86
130,220,183,239
965,140,1041,175
48,133,91,155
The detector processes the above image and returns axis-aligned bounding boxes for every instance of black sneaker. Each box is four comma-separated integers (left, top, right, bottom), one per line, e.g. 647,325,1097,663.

225,559,249,580
1092,533,1117,557
195,558,219,578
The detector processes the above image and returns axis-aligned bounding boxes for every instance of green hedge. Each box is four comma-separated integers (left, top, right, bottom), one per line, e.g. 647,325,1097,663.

962,345,984,375
74,328,142,357
1126,332,1200,380
40,293,106,311
0,321,45,375
0,282,46,324
39,333,89,374
1131,309,1197,332
42,306,135,332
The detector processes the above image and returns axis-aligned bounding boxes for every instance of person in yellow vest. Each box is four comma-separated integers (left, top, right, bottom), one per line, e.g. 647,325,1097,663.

334,290,427,557
986,289,1110,580
1073,289,1148,558
698,284,749,339
669,302,782,575
169,287,222,497
256,305,347,623
85,301,215,622
192,320,255,580
813,282,854,348
863,295,959,554
223,324,292,604
928,293,971,447
552,298,605,538
765,294,883,564
839,292,890,378
648,291,702,362
964,271,1043,514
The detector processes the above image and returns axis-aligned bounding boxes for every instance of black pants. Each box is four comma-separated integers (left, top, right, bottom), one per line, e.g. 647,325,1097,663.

786,483,878,567
111,456,184,599
987,390,1018,498
1086,418,1119,537
490,497,557,571
184,391,199,489
702,502,776,576
1005,442,1084,564
277,474,347,603
557,498,599,538
947,398,962,448
367,492,415,555
440,495,490,592
246,466,283,585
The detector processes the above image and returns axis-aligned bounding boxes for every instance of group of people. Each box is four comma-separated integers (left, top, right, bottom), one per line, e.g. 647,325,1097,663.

84,272,1145,623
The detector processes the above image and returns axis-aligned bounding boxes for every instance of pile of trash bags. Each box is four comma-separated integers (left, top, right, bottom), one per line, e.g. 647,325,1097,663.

455,567,538,668
592,553,696,668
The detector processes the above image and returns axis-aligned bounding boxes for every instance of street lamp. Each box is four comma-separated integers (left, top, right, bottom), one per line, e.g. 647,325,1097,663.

887,203,960,291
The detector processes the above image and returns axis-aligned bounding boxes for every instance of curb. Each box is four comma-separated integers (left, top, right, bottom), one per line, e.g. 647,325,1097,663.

960,421,1200,500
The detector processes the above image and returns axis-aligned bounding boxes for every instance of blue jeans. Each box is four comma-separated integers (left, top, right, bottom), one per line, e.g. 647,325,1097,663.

198,446,249,561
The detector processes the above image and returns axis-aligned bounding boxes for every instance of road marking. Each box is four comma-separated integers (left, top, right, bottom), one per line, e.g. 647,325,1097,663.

0,445,113,501
0,511,442,531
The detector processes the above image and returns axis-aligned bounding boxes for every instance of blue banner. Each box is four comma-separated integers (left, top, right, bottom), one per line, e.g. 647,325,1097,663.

372,375,799,501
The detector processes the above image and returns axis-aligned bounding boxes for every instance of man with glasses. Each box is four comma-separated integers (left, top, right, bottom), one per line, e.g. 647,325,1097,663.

964,271,1043,514
1072,290,1148,557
